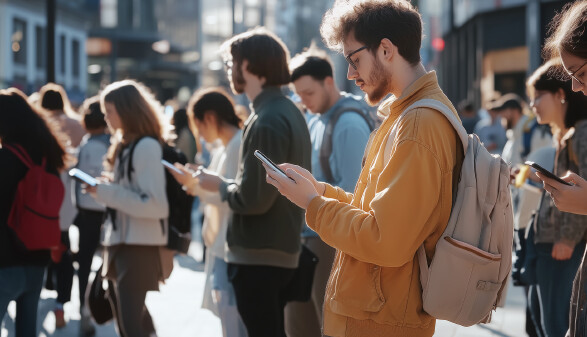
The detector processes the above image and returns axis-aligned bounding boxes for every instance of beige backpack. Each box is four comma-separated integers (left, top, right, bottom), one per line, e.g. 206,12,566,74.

387,99,514,326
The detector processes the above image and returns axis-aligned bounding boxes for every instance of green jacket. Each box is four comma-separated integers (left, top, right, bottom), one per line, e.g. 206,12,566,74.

220,87,312,268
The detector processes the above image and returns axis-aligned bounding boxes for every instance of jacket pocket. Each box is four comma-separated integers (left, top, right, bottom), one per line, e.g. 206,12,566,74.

330,254,385,313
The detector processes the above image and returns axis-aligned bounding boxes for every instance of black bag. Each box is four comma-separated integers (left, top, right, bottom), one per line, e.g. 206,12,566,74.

87,263,115,324
128,138,194,254
284,245,319,302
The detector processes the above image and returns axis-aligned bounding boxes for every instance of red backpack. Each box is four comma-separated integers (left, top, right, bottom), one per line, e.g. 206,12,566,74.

5,144,64,250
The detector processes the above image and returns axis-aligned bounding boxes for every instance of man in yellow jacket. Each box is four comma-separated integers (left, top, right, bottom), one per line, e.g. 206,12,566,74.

265,0,464,336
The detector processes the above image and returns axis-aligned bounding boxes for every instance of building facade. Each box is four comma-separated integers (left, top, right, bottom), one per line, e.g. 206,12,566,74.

0,0,87,102
419,0,571,110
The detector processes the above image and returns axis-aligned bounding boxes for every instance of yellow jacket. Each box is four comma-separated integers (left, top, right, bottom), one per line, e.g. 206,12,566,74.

306,72,463,337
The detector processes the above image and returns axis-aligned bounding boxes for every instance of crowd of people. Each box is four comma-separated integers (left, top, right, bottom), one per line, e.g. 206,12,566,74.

1,0,587,337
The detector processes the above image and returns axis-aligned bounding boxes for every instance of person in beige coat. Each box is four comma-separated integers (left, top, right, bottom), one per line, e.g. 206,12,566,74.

86,80,173,337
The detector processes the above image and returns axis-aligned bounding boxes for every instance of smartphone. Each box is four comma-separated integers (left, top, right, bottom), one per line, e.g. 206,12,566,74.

162,159,184,175
525,161,572,186
254,150,295,182
68,168,97,187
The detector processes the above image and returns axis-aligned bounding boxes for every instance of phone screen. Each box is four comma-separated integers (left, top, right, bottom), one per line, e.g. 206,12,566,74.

162,160,184,175
68,168,97,187
254,150,295,182
525,161,572,186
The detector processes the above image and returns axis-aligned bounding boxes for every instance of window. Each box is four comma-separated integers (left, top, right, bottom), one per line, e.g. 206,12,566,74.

60,34,66,74
35,26,46,69
12,18,27,65
72,39,80,77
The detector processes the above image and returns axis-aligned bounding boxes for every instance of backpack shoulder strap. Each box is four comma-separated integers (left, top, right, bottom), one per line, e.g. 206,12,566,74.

384,99,468,166
320,106,374,182
126,136,151,181
384,99,468,283
4,144,35,168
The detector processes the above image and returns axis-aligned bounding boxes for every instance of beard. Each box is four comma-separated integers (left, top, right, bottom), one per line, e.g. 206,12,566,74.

230,66,246,94
364,58,391,106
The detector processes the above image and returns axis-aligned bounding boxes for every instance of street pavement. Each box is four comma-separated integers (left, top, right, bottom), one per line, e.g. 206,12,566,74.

2,239,528,337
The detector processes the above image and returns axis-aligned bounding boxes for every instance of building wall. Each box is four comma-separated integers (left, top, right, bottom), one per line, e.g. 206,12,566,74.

433,0,571,111
0,0,87,100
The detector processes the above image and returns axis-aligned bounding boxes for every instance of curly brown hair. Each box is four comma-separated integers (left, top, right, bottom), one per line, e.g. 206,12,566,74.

320,0,422,65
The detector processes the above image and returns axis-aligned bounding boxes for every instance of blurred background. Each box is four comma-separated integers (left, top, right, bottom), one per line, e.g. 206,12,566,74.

0,0,576,109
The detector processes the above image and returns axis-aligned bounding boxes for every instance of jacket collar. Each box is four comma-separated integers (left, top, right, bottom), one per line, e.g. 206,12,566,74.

377,71,440,119
251,87,283,115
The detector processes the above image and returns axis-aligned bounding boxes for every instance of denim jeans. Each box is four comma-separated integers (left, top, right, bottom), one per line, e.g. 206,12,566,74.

535,242,585,337
0,265,45,337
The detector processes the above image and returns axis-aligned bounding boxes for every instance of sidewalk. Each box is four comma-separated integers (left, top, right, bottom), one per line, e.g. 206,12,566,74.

1,241,527,337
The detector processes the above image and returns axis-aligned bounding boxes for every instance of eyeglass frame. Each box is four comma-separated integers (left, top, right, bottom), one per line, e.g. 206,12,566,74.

345,46,368,70
569,59,587,85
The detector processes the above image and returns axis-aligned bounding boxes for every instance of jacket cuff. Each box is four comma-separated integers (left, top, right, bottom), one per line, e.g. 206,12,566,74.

219,178,235,201
305,195,327,232
323,183,338,199
557,237,579,248
95,183,116,207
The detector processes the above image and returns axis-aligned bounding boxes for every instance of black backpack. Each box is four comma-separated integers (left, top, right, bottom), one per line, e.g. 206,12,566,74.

127,137,194,254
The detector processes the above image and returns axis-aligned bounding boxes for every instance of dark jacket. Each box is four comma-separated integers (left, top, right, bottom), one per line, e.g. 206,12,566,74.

535,120,587,246
0,146,52,267
562,120,587,337
219,87,312,268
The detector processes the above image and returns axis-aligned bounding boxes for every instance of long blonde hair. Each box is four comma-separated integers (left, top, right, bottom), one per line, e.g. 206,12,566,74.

100,80,170,167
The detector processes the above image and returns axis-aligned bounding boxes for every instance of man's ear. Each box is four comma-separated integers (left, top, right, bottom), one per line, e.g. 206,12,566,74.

379,38,395,61
323,76,335,88
204,112,217,126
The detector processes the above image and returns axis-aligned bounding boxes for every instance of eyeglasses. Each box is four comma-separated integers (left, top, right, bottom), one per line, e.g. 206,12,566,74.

569,60,587,85
345,46,367,70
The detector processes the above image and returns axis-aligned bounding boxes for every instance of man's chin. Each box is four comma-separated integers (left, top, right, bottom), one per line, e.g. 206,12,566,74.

365,92,385,106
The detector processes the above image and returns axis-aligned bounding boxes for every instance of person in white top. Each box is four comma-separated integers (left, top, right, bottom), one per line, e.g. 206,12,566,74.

72,96,110,336
168,88,247,337
86,80,172,337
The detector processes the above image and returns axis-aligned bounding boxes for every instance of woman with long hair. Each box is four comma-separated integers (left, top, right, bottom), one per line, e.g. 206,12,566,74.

526,58,587,337
0,88,69,337
168,88,247,337
85,80,172,337
538,1,587,215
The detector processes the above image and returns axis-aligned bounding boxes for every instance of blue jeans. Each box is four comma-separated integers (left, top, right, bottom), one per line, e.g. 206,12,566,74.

535,242,585,337
0,265,45,337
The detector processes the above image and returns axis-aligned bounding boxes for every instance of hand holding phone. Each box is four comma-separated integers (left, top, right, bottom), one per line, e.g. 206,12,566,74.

162,159,184,175
254,150,295,182
525,161,572,186
68,168,97,187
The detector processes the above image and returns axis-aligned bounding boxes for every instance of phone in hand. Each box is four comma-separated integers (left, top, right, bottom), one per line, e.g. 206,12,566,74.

68,168,97,187
254,150,295,182
525,161,572,186
162,159,184,175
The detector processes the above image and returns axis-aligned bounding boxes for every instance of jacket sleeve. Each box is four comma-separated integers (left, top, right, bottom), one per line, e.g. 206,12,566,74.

559,131,587,244
95,139,169,219
306,138,443,267
323,183,354,204
220,125,287,215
